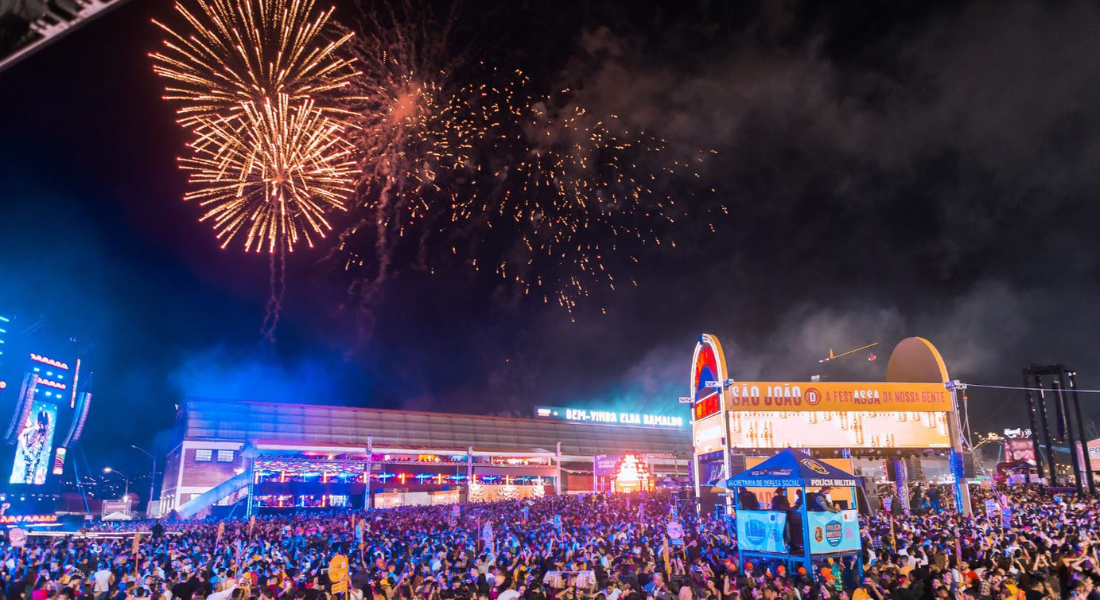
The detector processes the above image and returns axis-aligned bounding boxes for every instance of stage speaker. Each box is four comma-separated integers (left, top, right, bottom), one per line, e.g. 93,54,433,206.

729,454,747,475
856,476,879,514
906,456,924,481
962,451,978,479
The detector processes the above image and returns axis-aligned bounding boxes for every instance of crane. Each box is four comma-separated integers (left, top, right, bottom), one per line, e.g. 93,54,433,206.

818,342,878,364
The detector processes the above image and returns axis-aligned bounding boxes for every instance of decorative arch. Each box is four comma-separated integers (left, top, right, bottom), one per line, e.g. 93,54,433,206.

885,337,950,384
691,334,728,401
691,334,729,422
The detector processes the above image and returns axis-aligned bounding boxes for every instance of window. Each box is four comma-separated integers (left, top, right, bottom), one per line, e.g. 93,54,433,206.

195,449,213,462
217,450,234,463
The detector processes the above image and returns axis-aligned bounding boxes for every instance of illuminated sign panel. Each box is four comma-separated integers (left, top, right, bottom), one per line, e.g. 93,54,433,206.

693,395,720,421
726,382,952,412
533,406,684,428
0,514,58,524
52,447,67,475
694,416,725,454
807,510,861,553
29,354,68,369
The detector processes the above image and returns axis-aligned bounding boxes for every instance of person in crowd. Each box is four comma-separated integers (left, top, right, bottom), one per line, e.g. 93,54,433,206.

812,488,841,513
737,489,761,510
770,489,790,511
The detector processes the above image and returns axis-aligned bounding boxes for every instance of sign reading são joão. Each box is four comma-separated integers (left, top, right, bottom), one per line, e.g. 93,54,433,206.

726,382,953,412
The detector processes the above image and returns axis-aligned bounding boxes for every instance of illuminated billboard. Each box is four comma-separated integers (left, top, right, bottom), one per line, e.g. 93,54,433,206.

729,410,950,449
10,401,58,485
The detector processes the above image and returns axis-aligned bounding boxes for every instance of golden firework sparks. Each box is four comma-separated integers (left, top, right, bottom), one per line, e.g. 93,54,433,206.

180,93,356,253
150,0,357,128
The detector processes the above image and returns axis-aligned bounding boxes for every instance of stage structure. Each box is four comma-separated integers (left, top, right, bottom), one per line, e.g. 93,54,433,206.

1021,365,1095,495
728,448,863,582
0,312,94,516
688,335,972,515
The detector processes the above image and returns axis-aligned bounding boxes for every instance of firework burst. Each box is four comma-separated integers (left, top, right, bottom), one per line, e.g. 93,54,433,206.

150,0,358,128
334,32,712,318
333,4,485,285
180,93,357,254
454,75,713,317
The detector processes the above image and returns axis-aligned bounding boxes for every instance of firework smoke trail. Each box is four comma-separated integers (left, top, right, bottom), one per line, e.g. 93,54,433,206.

262,245,287,342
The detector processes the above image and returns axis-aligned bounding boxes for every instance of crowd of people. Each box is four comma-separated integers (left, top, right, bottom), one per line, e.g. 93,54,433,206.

1,485,1097,600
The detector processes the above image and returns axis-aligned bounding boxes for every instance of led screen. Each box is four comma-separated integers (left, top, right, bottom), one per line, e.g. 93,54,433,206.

10,401,58,485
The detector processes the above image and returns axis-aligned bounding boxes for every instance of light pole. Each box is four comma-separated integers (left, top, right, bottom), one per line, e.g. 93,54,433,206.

103,467,130,501
131,444,158,514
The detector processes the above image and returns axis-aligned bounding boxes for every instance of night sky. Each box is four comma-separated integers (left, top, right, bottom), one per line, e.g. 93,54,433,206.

3,0,1100,485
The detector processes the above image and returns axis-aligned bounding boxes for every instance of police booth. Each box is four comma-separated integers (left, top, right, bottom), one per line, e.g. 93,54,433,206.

726,449,864,582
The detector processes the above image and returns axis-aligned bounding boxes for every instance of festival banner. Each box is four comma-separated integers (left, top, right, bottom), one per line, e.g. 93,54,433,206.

725,382,953,412
730,411,949,449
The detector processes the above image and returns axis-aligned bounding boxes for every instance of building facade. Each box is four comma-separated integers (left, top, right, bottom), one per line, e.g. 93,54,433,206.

160,398,692,516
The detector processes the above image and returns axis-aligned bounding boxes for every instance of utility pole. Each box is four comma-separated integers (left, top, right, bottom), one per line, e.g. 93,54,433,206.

131,445,158,516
